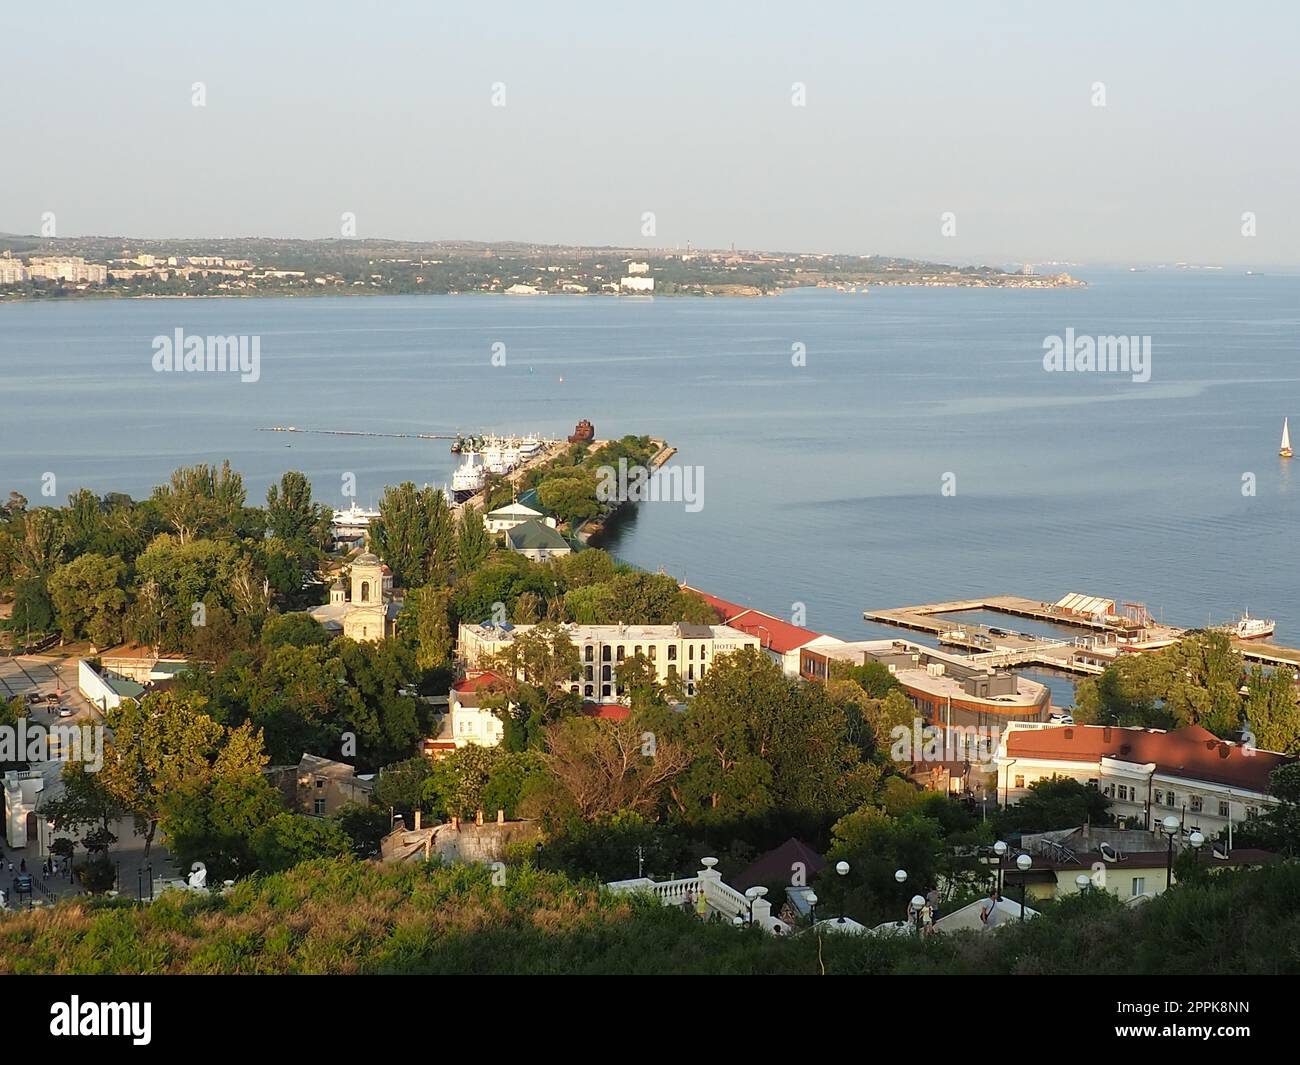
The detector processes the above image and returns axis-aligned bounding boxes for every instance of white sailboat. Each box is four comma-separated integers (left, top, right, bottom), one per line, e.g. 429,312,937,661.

1281,417,1293,459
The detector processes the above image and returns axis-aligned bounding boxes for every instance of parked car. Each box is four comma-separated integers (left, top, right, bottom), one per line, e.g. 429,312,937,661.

24,692,44,706
57,706,75,718
45,693,60,705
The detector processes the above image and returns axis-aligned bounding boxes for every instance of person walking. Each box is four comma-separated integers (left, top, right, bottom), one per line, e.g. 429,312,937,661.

926,886,942,923
980,887,1002,929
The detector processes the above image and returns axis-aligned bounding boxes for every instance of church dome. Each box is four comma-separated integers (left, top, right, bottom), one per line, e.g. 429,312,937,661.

354,551,380,566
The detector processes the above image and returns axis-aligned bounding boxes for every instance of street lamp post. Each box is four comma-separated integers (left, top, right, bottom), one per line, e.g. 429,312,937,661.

993,840,1008,894
1189,829,1205,868
1075,873,1091,894
744,885,767,926
910,894,926,934
1161,814,1180,888
806,891,818,927
1016,853,1032,920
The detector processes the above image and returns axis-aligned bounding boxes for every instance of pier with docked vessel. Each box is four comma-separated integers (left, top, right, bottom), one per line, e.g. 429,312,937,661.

864,592,1300,675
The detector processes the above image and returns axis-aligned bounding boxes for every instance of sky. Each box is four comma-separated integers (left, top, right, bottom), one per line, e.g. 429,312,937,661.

3,1,1299,265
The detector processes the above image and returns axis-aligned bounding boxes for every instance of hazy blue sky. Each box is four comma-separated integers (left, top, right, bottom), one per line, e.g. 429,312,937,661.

3,1,1298,264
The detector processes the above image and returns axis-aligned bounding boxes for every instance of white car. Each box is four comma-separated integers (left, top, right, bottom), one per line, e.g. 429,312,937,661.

1048,712,1075,725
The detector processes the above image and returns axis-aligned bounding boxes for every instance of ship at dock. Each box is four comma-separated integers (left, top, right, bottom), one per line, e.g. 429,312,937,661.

451,450,487,502
1221,610,1275,640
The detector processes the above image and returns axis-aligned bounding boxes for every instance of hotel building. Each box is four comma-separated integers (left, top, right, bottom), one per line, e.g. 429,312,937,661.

457,621,761,700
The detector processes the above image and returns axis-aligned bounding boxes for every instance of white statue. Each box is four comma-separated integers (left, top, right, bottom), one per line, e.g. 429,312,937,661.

187,862,207,890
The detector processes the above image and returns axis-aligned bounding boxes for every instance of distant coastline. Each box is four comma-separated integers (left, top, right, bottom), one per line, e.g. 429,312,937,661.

0,234,1084,303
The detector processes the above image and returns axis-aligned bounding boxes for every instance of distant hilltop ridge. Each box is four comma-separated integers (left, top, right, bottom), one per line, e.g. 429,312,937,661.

0,235,1084,299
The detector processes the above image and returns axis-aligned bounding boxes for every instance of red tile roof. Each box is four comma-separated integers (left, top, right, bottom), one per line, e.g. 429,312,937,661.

453,670,503,694
682,586,823,654
581,702,630,720
1006,724,1291,793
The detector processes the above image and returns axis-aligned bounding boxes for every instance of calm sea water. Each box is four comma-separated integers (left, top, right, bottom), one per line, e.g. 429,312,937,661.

3,271,1298,704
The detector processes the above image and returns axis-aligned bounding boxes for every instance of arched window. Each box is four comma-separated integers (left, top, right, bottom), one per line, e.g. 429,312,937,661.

585,645,594,662
360,580,370,603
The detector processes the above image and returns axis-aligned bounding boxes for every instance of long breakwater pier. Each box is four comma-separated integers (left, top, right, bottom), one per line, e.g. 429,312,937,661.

864,595,1300,676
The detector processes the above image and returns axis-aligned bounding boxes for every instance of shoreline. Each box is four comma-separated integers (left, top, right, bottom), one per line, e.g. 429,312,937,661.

0,277,1085,307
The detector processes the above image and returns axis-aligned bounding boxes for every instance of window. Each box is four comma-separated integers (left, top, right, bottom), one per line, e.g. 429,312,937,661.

314,799,326,815
315,778,325,789
688,665,694,681
1189,795,1203,813
1166,792,1177,807
584,684,593,697
585,666,593,681
585,645,594,662
1246,806,1259,819
601,684,611,697
601,646,611,662
668,645,677,661
1131,877,1145,897
688,644,695,660
1218,801,1230,818
1154,789,1164,805
617,646,625,662
360,580,370,603
648,646,657,660
1116,784,1132,802
601,665,611,682
1014,774,1025,789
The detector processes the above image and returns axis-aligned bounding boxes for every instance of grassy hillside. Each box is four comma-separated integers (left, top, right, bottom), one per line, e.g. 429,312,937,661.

2,858,1297,975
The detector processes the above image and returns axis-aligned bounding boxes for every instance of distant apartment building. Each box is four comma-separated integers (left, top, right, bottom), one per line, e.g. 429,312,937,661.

0,255,27,284
619,275,654,292
27,256,107,284
457,621,761,700
626,261,650,275
995,722,1290,835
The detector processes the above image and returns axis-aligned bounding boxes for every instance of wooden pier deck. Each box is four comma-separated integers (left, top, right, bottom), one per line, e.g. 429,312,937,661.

865,595,1300,677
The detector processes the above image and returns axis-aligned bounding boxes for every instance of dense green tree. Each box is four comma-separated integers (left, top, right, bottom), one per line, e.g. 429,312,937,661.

251,812,352,873
375,755,434,821
48,553,128,647
265,471,330,545
456,504,492,575
676,647,874,823
150,461,247,543
995,777,1111,835
260,611,332,650
1243,665,1300,754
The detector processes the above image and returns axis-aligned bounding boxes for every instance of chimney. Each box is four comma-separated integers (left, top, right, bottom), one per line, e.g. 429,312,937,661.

475,809,484,826
497,808,505,824
414,809,421,830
